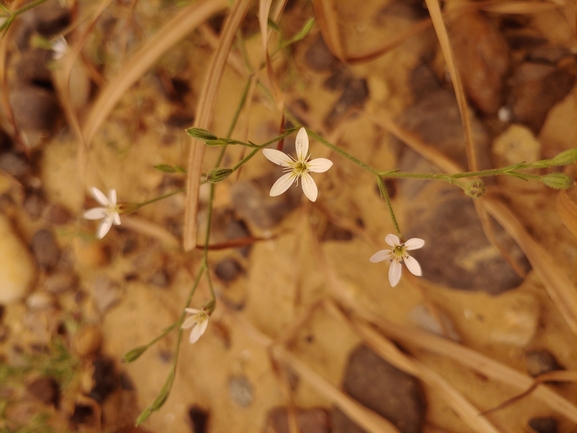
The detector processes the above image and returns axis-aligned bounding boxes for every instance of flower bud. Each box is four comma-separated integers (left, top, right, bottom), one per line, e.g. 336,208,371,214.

547,149,577,167
207,168,233,183
540,173,574,189
185,127,218,141
122,345,148,363
203,299,216,315
464,179,486,198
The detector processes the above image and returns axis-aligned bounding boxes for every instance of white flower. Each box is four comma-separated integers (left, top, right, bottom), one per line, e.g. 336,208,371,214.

83,187,121,239
262,127,333,202
369,234,425,287
51,35,68,60
181,308,209,344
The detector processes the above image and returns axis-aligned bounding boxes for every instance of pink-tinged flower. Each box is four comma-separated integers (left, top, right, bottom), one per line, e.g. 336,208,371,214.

262,127,333,202
181,308,209,344
83,187,121,239
370,234,424,287
51,35,68,60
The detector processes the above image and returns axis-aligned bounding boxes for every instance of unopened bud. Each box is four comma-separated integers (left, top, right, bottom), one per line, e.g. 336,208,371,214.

540,173,574,189
207,168,233,183
185,127,218,141
464,179,486,198
122,345,148,363
203,299,216,315
547,149,577,167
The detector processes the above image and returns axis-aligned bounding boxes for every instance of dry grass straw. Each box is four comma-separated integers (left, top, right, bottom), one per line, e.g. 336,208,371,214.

310,224,577,425
423,0,530,279
0,0,29,153
54,0,114,185
557,189,577,238
310,0,345,61
219,300,402,433
324,300,504,433
183,0,252,251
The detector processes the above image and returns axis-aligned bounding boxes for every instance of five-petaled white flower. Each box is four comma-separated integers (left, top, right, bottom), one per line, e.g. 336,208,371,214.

83,187,121,239
370,234,425,287
181,308,209,344
262,127,333,202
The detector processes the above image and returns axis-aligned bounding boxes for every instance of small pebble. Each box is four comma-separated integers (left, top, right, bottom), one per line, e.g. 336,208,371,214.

215,258,243,282
188,406,210,433
26,377,59,406
92,276,121,314
408,304,460,342
228,375,254,407
525,349,564,377
31,229,61,270
26,291,55,309
528,417,558,433
44,271,78,294
73,324,103,356
0,215,36,304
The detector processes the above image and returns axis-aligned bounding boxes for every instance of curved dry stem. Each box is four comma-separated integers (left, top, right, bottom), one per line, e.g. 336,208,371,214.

183,0,252,251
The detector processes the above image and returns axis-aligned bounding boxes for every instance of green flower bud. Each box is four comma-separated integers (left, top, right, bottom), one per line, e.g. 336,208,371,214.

540,173,574,189
185,127,218,141
464,179,486,198
203,299,216,315
121,345,148,363
207,168,233,183
547,149,577,167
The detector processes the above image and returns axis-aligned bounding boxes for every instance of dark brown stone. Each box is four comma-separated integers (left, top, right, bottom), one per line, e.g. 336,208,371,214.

9,86,61,133
528,417,558,433
333,345,426,433
509,63,575,133
26,377,59,406
230,172,301,230
449,12,510,115
214,258,243,282
188,406,210,433
304,35,339,72
31,229,61,271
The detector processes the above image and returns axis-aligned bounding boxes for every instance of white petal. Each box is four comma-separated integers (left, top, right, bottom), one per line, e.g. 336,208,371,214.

301,173,318,202
181,315,197,329
369,249,392,263
385,234,400,247
83,208,107,220
295,127,309,161
185,308,201,314
270,172,296,197
91,187,110,206
404,255,422,276
189,319,208,344
405,238,425,250
388,260,402,287
109,189,117,206
113,212,121,225
262,149,293,167
96,216,114,239
307,158,333,173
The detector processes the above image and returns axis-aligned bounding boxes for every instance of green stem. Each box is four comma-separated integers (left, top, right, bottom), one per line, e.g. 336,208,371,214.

12,0,48,17
376,177,401,235
307,129,379,176
137,187,185,207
